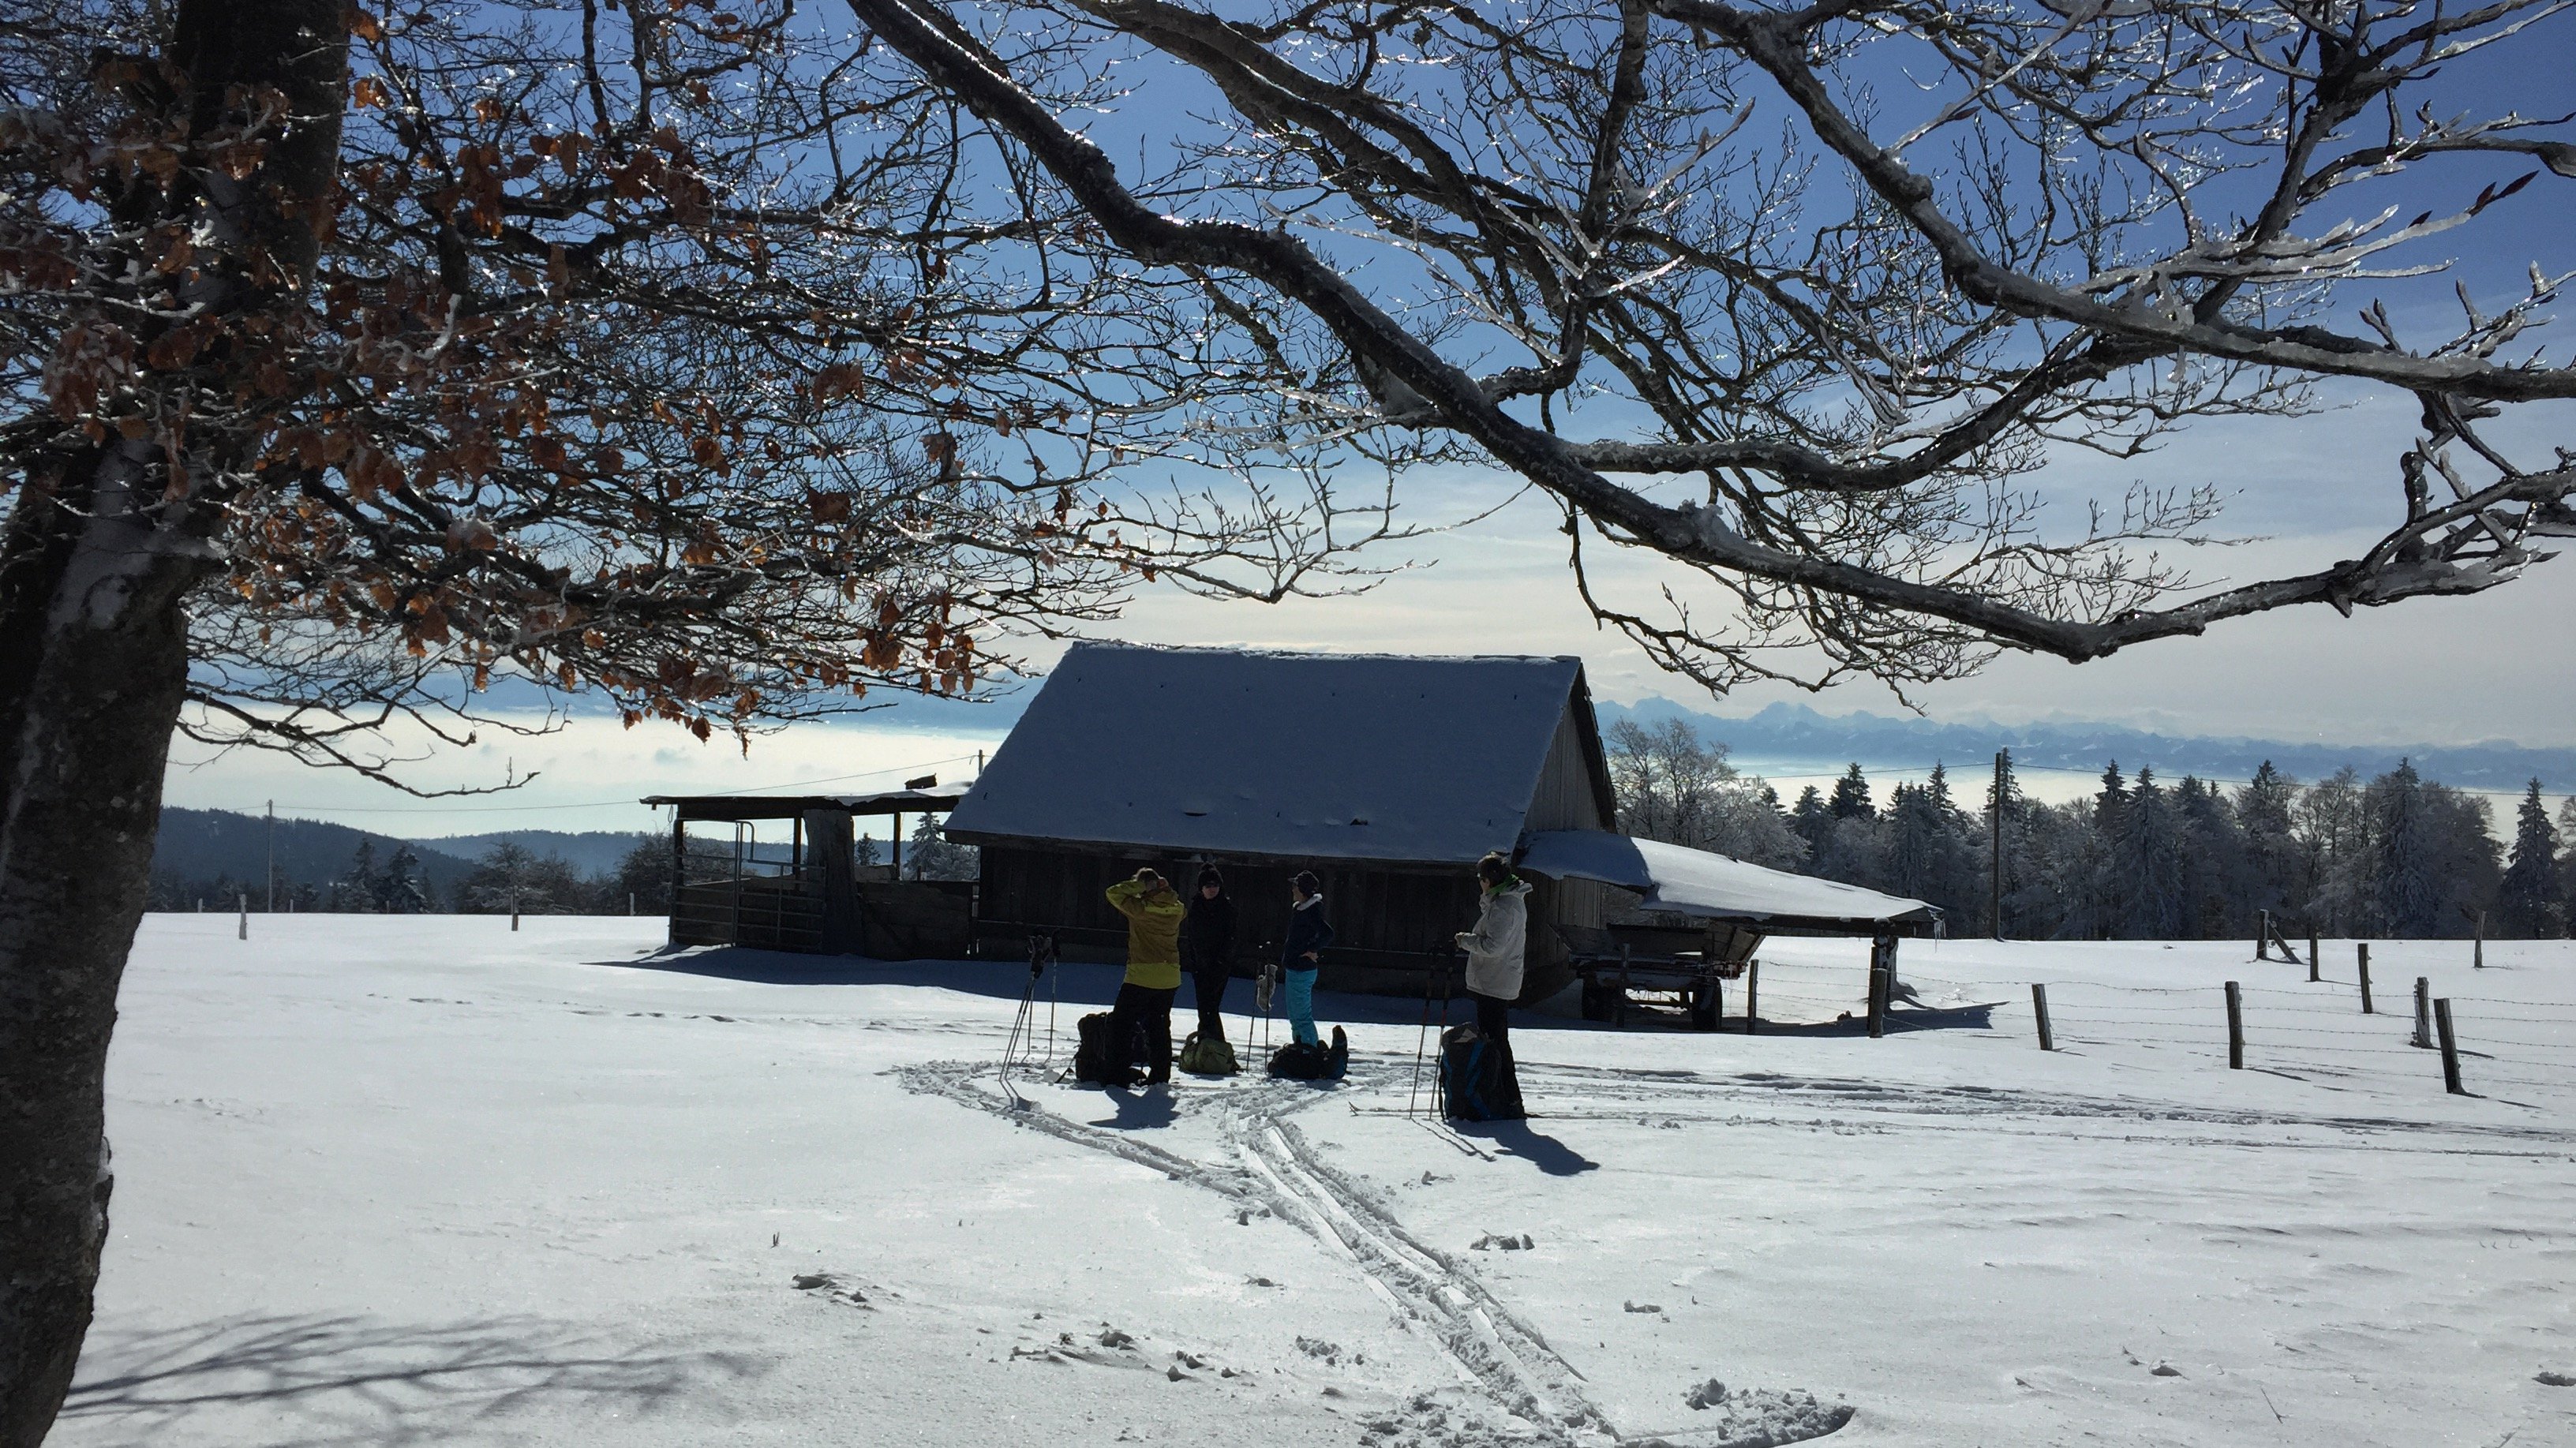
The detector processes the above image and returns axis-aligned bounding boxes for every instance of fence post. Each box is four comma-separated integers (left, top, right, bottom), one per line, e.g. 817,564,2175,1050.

2473,911,2484,970
2413,977,2432,1050
1866,937,1889,1038
2433,998,2463,1094
511,898,521,932
2308,930,2320,983
628,892,636,916
237,893,247,941
1744,960,1758,1036
2254,911,2270,961
2031,982,2054,1051
2225,980,2244,1069
2357,944,2373,1013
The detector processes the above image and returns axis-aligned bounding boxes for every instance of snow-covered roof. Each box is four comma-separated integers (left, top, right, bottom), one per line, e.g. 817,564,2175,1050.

944,643,1593,863
1519,829,1938,930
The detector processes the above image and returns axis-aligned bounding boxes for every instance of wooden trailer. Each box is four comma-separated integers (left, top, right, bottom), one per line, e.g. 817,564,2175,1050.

1518,829,1941,1030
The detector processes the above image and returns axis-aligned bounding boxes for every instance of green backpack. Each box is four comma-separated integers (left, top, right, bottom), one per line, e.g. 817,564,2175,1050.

1177,1031,1240,1076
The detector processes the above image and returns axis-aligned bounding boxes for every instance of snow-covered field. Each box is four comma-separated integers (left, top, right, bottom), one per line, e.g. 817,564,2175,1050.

58,915,2576,1446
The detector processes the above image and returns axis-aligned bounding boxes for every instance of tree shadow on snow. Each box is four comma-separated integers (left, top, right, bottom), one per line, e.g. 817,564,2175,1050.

61,1311,762,1446
1458,1120,1601,1177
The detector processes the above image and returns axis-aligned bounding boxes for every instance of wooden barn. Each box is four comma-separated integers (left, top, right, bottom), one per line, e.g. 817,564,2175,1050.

942,643,1628,1001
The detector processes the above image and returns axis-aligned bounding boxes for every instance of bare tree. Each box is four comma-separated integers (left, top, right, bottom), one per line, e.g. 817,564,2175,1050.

840,0,2574,693
0,0,1377,1435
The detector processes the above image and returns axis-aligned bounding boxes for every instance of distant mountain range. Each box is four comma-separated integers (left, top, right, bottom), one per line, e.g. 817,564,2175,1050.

149,810,653,896
1597,698,2576,794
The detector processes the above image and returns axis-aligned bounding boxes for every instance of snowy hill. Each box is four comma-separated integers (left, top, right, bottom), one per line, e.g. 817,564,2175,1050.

148,807,480,899
66,917,2576,1446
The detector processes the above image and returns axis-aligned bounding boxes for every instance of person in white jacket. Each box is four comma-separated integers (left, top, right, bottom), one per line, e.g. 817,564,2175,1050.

1454,851,1531,1117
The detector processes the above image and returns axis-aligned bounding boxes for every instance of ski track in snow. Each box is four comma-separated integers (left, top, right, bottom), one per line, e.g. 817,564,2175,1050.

898,1059,1852,1447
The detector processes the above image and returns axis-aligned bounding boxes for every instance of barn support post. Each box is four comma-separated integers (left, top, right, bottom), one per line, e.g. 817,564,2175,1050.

668,810,685,947
804,809,858,954
1744,960,1758,1035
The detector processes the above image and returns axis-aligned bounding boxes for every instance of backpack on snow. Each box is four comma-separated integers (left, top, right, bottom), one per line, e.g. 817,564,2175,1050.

1177,1031,1239,1076
1439,1023,1504,1121
1267,1026,1347,1081
1073,1011,1135,1087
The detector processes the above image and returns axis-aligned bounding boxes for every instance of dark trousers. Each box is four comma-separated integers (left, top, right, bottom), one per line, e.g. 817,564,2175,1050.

1111,982,1176,1083
1190,966,1230,1041
1471,990,1524,1117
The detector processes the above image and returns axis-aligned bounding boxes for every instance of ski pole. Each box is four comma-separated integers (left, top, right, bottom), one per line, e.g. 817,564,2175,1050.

1410,956,1441,1117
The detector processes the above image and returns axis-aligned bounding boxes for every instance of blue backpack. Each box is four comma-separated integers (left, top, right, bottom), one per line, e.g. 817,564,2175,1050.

1439,1023,1503,1121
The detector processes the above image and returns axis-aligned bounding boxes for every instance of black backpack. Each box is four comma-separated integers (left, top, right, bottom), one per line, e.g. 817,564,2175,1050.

1439,1023,1503,1121
1073,1012,1136,1087
1267,1026,1347,1081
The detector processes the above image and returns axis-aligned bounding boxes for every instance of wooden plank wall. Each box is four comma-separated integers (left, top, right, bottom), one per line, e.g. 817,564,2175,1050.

1526,700,1612,832
978,846,1484,974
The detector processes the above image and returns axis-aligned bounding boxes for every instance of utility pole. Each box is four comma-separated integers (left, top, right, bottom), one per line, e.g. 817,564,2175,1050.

265,799,276,914
1990,750,2007,940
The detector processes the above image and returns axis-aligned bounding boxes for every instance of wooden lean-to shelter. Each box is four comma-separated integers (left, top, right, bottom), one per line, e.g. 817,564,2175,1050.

942,642,1624,1001
642,784,975,959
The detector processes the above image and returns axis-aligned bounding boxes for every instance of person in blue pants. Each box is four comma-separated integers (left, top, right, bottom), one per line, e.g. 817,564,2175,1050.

1279,870,1345,1073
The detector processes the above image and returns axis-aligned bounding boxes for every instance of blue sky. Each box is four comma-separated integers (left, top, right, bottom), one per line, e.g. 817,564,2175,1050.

159,3,2576,835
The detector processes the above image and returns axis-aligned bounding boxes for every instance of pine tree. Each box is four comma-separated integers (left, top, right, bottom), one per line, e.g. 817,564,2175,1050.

2094,761,2129,833
2233,761,2301,926
2495,780,2566,939
335,840,380,914
2173,776,2247,938
375,844,430,914
2368,760,2442,937
2113,767,2185,937
1828,764,1874,821
1984,750,2021,937
1789,786,1834,856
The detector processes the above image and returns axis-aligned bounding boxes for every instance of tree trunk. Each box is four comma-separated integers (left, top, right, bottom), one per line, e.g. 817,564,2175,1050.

0,448,209,1448
0,2,345,1439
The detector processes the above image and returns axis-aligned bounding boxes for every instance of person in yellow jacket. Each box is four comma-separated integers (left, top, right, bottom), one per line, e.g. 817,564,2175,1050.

1105,868,1186,1086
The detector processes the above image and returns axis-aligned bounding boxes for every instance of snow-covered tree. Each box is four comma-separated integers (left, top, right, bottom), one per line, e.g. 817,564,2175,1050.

1606,718,1805,870
904,814,982,882
2495,783,2565,940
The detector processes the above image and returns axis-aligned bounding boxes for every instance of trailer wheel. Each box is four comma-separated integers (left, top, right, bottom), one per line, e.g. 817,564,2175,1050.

1580,977,1612,1023
1688,981,1719,1031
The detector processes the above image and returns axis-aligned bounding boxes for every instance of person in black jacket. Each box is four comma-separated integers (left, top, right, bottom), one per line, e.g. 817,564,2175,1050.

1181,866,1238,1044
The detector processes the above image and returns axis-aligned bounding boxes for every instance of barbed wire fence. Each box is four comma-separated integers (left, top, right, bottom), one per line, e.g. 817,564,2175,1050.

1724,947,2576,1100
